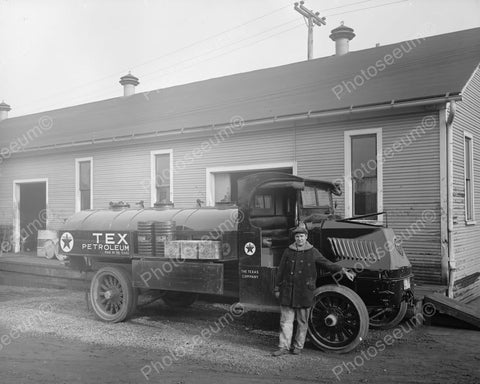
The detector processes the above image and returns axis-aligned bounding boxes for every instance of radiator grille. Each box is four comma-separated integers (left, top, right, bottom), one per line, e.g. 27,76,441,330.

328,237,379,262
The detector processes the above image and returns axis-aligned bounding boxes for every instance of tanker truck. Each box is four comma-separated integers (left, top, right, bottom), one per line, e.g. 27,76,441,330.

58,172,414,353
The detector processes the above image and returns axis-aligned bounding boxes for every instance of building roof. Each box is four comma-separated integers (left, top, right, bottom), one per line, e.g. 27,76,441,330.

1,27,479,151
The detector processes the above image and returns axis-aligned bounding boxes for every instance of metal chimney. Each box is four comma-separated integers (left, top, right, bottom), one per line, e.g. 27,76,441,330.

119,73,139,97
329,22,355,56
0,101,11,121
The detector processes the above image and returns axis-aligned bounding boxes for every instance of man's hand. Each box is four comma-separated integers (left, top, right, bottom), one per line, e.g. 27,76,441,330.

342,268,356,281
274,291,280,299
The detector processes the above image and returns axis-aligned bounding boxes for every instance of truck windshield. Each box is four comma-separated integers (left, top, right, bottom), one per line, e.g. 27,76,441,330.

301,186,330,207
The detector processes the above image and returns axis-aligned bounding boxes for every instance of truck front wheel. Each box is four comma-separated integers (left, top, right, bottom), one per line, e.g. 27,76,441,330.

308,285,369,353
90,266,136,322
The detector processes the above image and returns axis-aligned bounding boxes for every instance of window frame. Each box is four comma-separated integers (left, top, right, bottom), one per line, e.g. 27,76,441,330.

464,131,475,224
75,157,93,212
150,149,173,207
344,128,383,222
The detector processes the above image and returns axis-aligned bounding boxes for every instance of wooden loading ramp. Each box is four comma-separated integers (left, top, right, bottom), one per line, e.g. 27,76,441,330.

423,292,480,330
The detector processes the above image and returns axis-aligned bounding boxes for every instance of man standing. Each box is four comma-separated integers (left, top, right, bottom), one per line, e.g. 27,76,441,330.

272,223,354,356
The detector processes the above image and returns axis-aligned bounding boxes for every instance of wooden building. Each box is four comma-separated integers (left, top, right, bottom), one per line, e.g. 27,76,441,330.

0,27,479,301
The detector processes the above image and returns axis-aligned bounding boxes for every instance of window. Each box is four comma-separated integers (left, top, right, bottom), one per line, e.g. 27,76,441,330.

75,158,92,211
352,134,377,215
155,154,170,203
301,186,330,207
465,133,475,222
151,150,173,206
345,129,383,220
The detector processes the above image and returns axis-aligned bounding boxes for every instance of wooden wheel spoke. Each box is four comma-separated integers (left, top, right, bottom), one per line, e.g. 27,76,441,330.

90,267,137,323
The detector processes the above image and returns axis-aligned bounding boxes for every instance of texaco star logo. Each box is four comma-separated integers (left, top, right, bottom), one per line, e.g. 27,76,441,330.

60,232,74,253
244,242,256,256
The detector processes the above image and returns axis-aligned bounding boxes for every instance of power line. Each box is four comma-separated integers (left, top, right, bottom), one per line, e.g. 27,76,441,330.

13,0,411,114
140,18,302,82
325,0,409,17
22,19,305,113
12,1,380,113
321,0,379,12
12,4,292,112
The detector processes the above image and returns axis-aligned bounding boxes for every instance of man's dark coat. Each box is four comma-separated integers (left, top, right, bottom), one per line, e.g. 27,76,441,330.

275,241,342,308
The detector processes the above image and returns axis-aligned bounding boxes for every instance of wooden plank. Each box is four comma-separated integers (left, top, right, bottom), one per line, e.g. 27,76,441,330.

0,270,92,291
424,292,480,329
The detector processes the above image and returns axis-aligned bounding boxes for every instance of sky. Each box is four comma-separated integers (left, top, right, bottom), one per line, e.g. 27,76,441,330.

1,0,479,118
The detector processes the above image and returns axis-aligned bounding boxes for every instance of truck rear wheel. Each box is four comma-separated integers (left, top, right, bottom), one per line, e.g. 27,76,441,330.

90,266,136,322
308,285,369,353
368,301,408,330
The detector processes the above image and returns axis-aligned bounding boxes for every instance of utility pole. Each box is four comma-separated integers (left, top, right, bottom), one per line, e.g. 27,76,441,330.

294,1,326,60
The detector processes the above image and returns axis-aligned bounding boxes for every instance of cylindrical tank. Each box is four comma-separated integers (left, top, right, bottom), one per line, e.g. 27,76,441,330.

61,207,239,233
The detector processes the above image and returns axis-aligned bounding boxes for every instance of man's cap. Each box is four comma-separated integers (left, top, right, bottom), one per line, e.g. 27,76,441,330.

292,222,308,235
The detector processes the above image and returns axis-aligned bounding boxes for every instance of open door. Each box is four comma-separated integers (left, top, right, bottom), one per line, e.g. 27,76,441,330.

13,180,47,253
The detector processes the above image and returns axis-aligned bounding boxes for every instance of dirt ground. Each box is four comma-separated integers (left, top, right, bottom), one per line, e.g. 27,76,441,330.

0,285,479,384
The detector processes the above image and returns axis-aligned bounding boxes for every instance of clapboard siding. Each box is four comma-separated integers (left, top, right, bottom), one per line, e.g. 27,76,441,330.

296,112,442,284
451,68,480,301
1,110,442,284
0,150,82,229
0,127,296,230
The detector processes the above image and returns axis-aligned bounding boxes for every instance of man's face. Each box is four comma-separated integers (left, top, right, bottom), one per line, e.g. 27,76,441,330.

294,233,307,247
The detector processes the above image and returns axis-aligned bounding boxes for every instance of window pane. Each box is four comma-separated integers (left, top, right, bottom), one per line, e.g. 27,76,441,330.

156,154,170,187
156,186,170,204
316,189,330,206
465,137,472,179
254,195,263,208
79,161,90,190
351,134,377,216
351,135,377,177
263,195,272,209
253,195,273,209
214,173,231,202
465,136,474,221
80,190,91,210
353,178,377,215
302,187,317,206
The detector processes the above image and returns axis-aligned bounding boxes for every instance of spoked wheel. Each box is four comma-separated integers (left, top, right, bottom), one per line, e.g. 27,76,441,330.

162,291,198,308
308,285,369,353
368,301,408,330
90,266,136,322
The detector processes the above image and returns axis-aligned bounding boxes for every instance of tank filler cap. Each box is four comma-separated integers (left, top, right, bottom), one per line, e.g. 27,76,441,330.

109,201,130,210
154,201,175,209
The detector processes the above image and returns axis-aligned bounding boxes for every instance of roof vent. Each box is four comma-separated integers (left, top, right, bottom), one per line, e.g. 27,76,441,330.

119,72,139,97
329,22,355,56
0,101,11,121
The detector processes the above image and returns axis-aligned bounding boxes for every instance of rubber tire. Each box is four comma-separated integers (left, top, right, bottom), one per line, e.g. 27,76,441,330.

369,301,408,330
162,291,198,308
308,284,369,354
90,266,135,323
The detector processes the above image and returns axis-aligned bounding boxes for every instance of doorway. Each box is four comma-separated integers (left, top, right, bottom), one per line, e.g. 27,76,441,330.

206,162,295,206
13,180,48,253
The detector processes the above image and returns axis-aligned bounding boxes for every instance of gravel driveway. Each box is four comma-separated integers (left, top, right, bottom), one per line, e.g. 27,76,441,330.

0,285,479,384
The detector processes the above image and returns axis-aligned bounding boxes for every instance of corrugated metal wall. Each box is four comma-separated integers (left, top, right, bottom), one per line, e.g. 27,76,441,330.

0,111,443,285
451,68,480,302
